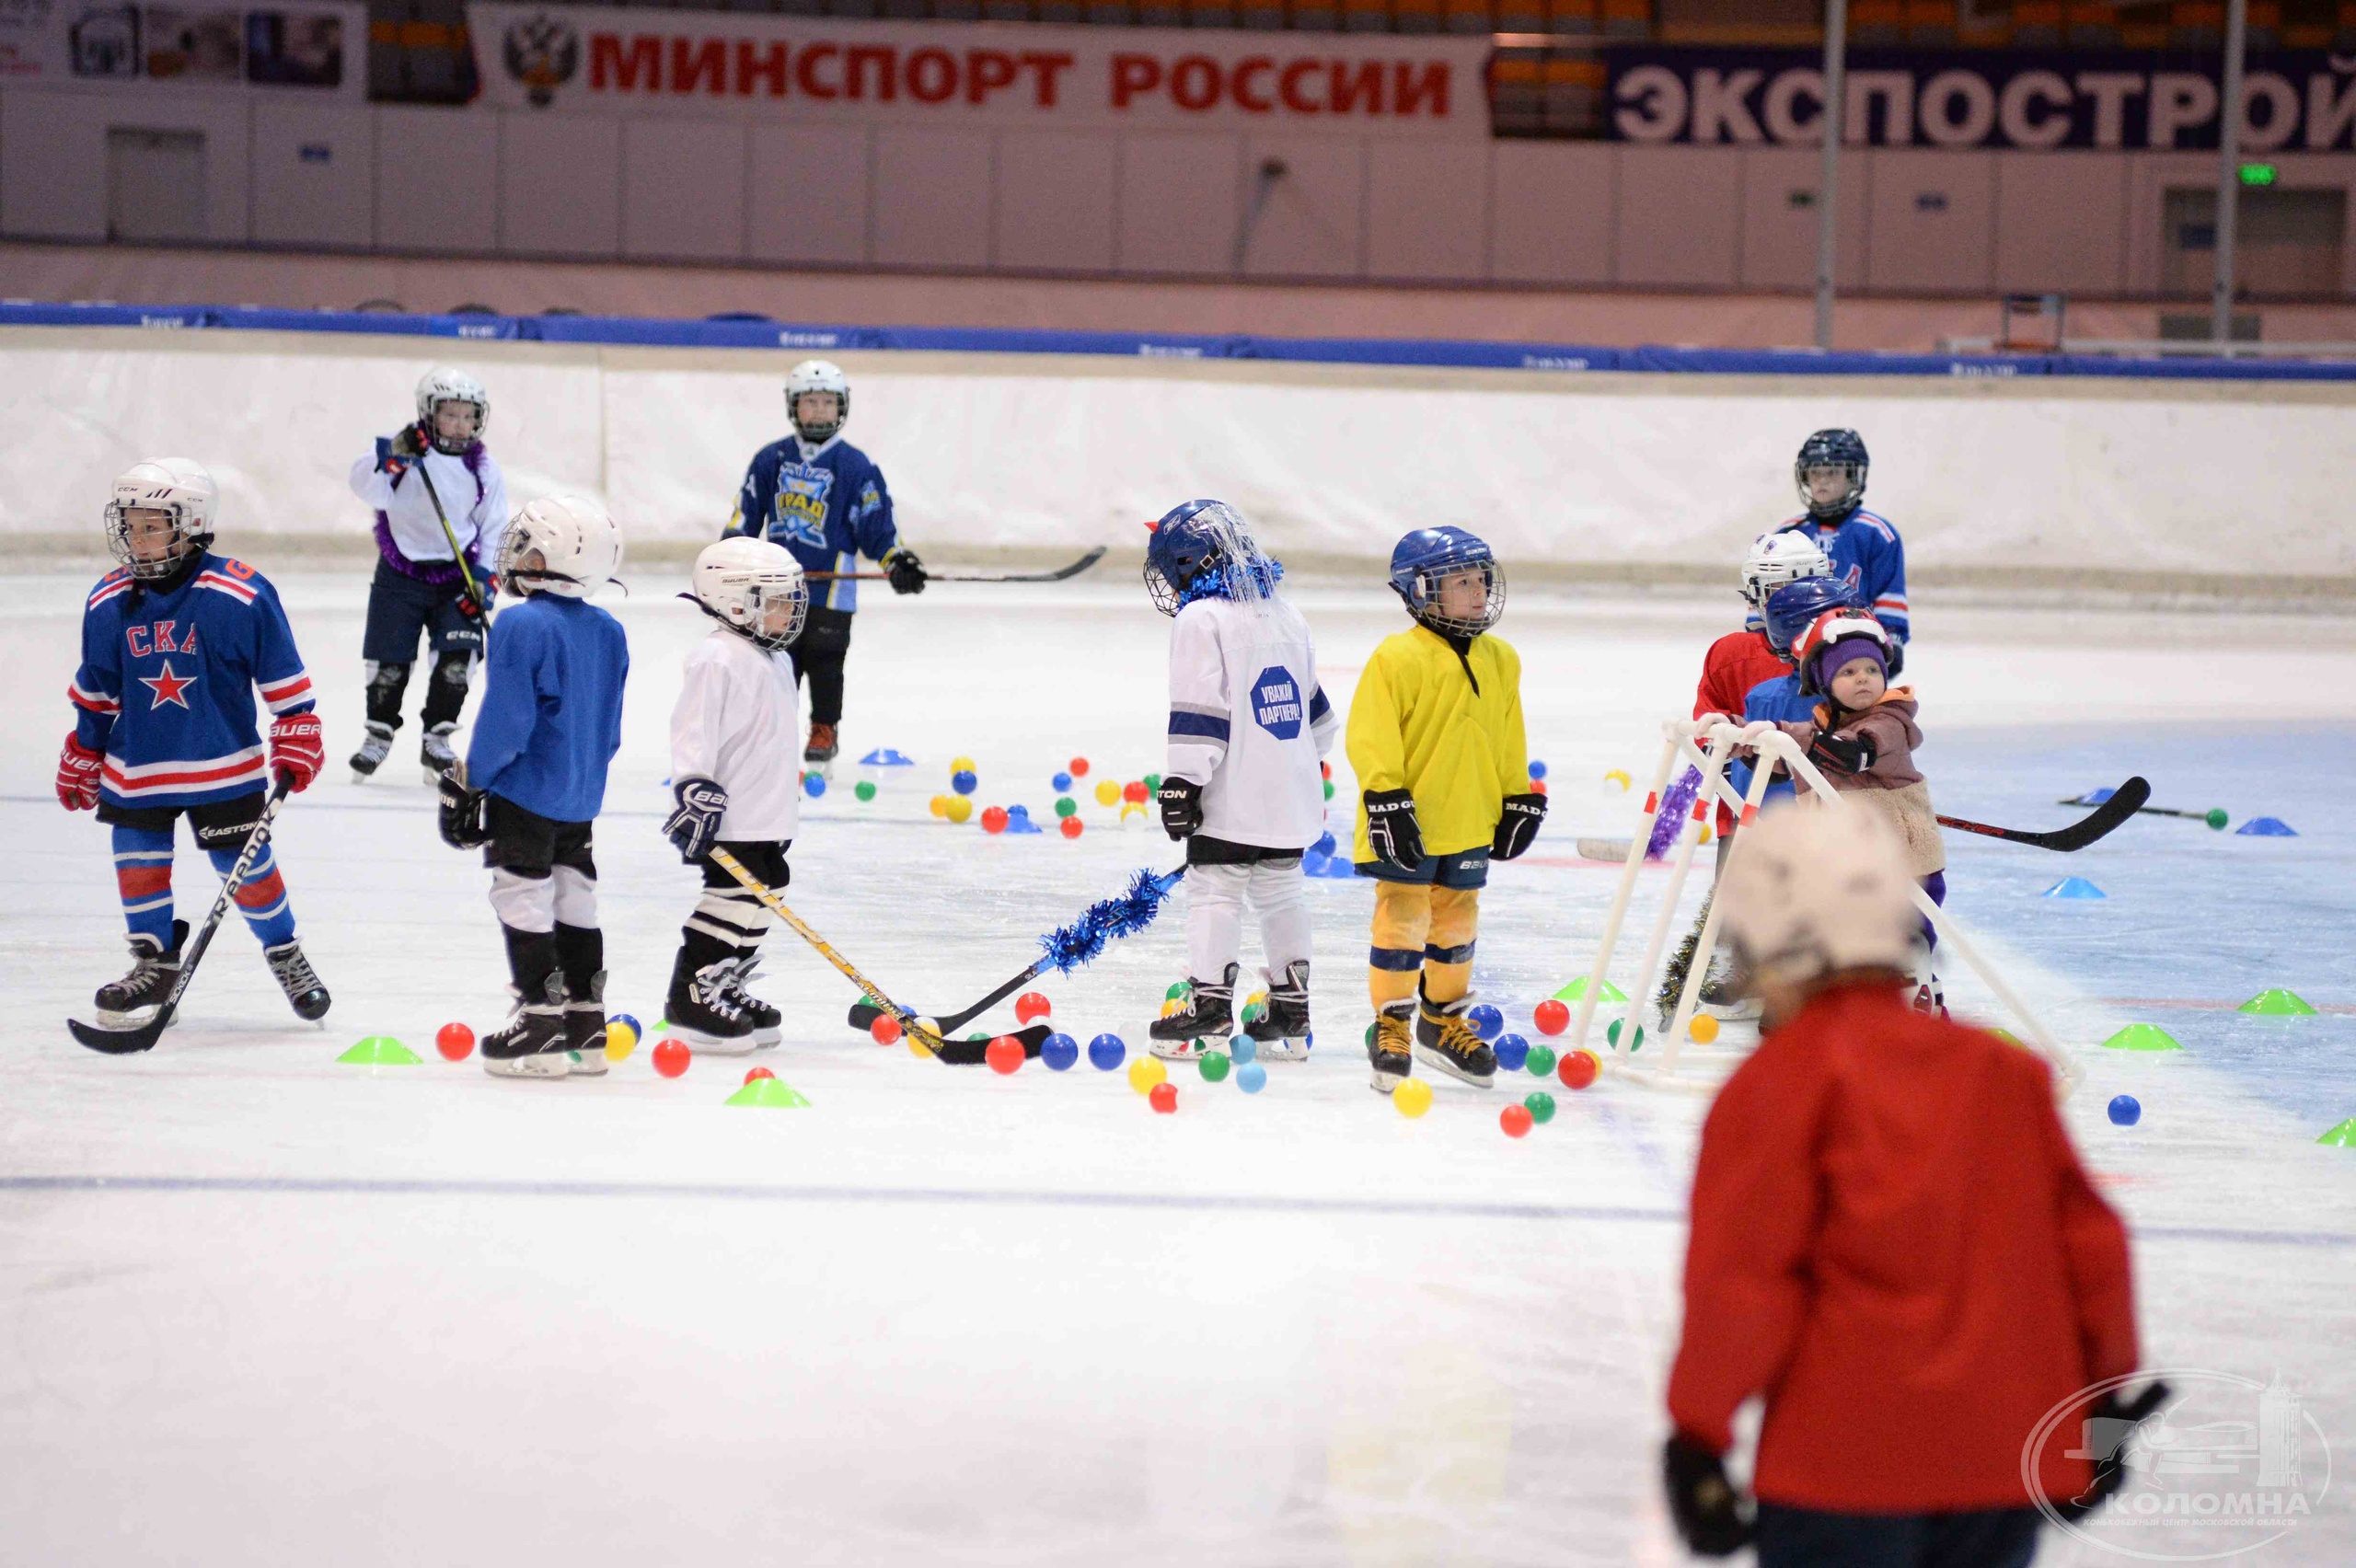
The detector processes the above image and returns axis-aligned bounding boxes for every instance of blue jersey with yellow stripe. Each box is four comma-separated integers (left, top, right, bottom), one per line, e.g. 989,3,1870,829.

726,433,897,614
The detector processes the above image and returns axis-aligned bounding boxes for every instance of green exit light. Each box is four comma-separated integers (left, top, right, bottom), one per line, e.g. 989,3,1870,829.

2239,163,2279,186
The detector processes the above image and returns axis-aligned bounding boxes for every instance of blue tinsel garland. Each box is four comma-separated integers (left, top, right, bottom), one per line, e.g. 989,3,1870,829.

1040,867,1186,972
1175,557,1284,609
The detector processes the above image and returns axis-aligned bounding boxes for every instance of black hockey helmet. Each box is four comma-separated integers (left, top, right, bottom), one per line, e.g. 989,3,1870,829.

1795,428,1869,521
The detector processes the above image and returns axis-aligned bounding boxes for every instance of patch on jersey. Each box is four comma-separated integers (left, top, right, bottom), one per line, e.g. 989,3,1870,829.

1251,665,1304,740
139,659,198,709
771,463,834,550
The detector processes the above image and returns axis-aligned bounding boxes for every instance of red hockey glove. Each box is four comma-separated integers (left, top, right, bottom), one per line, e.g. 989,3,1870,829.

392,422,430,458
56,734,103,811
269,711,326,792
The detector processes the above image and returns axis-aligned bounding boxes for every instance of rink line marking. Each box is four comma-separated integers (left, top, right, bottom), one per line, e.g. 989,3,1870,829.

2099,996,2356,1016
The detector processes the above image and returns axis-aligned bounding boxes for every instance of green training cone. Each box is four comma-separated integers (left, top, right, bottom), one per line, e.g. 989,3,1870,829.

726,1078,811,1108
2100,1023,2183,1053
2318,1118,2356,1147
339,1035,421,1066
2239,988,2319,1016
1553,976,1628,1004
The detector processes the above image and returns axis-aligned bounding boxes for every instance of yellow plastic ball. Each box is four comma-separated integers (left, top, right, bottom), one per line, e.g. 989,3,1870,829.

604,1020,639,1063
945,796,974,824
1603,768,1632,792
1093,778,1122,807
929,795,949,818
951,755,977,774
1246,991,1267,1009
1127,1056,1168,1095
1689,1012,1720,1044
1392,1078,1434,1119
1121,801,1148,820
1159,997,1180,1018
1698,824,1714,845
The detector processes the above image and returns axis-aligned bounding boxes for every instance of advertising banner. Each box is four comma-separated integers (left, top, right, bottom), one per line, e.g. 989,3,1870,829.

0,0,363,100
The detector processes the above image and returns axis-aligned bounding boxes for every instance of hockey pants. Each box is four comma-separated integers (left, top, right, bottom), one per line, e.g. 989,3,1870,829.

483,798,601,1002
677,841,790,974
363,651,471,734
1368,882,1478,1009
1185,859,1310,985
787,606,853,727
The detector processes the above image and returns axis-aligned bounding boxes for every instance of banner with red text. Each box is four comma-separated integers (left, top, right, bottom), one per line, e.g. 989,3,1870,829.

467,6,1488,137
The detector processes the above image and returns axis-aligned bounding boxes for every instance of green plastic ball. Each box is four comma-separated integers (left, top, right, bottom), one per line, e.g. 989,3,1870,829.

1145,773,1162,792
1054,795,1078,818
1199,1050,1231,1083
1525,1043,1557,1077
1166,980,1190,1001
853,779,877,802
1242,1000,1267,1027
2206,808,2229,830
1606,1019,1646,1052
1323,780,1335,801
1523,1090,1556,1124
1364,1021,1377,1048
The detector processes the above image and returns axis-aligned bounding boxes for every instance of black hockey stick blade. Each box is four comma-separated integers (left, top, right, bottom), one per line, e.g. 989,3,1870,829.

808,547,1108,584
1939,776,2151,852
848,959,1045,1038
67,1002,176,1055
920,1022,1055,1066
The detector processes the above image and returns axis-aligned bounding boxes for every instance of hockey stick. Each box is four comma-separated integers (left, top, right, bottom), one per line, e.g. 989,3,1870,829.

845,866,1187,1036
70,773,295,1055
709,847,1046,1066
1935,777,2150,852
410,451,491,618
804,547,1107,584
2058,790,2228,829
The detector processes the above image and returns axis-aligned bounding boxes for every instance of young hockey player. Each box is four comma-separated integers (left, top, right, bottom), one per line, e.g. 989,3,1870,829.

1662,804,2152,1565
437,495,627,1078
348,367,508,781
60,458,330,1030
660,536,810,1053
1763,428,1909,643
726,359,924,769
1145,500,1335,1062
1348,527,1545,1094
1695,532,1831,842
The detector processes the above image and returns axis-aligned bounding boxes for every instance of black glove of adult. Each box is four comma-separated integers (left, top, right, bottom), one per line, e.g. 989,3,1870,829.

437,766,490,850
2054,1381,2172,1521
1157,775,1203,840
664,776,728,864
391,422,429,459
1492,791,1547,860
883,546,927,595
1363,789,1423,871
1808,730,1877,776
1661,1433,1753,1557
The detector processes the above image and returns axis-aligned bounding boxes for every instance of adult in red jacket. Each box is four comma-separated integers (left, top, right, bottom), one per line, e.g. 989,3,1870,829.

1662,803,2152,1567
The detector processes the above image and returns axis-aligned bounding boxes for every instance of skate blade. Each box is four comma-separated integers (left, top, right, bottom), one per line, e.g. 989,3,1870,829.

1149,1038,1210,1062
95,1004,165,1029
750,1028,782,1049
1369,1068,1408,1094
670,1029,758,1055
1413,1043,1495,1089
484,1053,571,1079
1256,1040,1311,1062
565,1051,609,1077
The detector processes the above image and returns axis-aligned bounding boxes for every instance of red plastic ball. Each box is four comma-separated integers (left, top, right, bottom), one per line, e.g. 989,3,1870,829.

1532,998,1570,1036
981,805,1010,834
870,1014,903,1045
1500,1103,1534,1137
986,1035,1025,1074
652,1038,692,1078
1320,761,1332,779
1558,1048,1600,1090
1122,780,1149,803
1531,778,1549,796
1068,756,1091,778
1059,816,1083,839
1149,1081,1178,1113
435,1021,474,1061
744,1066,775,1084
1015,992,1052,1025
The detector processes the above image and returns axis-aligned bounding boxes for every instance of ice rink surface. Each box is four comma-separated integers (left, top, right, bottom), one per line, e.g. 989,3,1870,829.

4,570,2353,1565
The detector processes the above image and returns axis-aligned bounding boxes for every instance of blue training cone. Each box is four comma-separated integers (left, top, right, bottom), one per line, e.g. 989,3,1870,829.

2043,877,2107,900
2235,816,2298,837
859,748,915,767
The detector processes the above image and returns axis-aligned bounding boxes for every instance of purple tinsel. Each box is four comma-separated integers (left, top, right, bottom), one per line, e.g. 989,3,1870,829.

1646,767,1702,859
1040,867,1185,972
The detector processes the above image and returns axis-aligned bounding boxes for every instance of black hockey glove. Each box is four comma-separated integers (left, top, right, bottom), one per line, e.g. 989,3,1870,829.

883,546,927,596
1157,775,1204,840
2053,1381,2172,1521
1661,1433,1753,1557
391,422,429,459
664,776,728,865
1362,789,1424,871
1492,791,1547,860
437,767,490,850
1808,730,1877,776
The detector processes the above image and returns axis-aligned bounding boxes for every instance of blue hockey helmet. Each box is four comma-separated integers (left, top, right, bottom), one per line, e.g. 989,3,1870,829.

1761,575,1860,658
1389,526,1505,638
1795,427,1869,520
1144,498,1275,617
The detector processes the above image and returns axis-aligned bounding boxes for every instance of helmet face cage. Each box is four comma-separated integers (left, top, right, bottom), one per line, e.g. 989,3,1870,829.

1144,500,1276,617
1794,429,1869,522
103,498,206,581
733,573,810,651
416,371,489,455
786,361,849,445
1740,534,1832,608
1405,559,1507,639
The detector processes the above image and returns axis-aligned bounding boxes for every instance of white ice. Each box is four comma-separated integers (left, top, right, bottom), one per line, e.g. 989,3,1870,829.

3,571,2353,1565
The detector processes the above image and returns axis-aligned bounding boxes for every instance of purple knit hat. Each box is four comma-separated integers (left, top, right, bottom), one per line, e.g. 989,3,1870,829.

1816,636,1888,688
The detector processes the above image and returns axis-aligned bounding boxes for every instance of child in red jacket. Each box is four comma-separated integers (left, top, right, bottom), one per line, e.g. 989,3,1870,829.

1662,804,2158,1566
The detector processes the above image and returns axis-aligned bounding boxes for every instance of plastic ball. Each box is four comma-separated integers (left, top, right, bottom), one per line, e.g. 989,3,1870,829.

1500,1103,1533,1138
854,779,877,802
1559,1048,1600,1090
1120,802,1148,824
951,755,977,773
1525,1044,1557,1078
1231,1036,1257,1066
986,1036,1024,1075
652,1038,691,1078
1088,1032,1126,1070
945,797,974,824
1052,771,1072,792
1236,1062,1267,1093
1321,761,1332,779
1068,756,1091,778
1123,779,1149,804
1128,1056,1167,1095
1688,1012,1720,1044
1199,1050,1231,1083
1603,767,1631,791
1531,779,1549,796
981,805,1010,834
1392,1078,1434,1119
1524,1090,1557,1124
1093,778,1122,807
1467,1003,1504,1041
907,1019,945,1058
870,1014,903,1045
929,795,949,818
803,772,826,799
2108,1094,2142,1126
1145,772,1162,792
1041,1032,1079,1070
1060,817,1083,839
1166,980,1191,1001
1363,1021,1377,1048
1149,1081,1178,1113
1323,780,1335,801
1016,991,1052,1024
1054,796,1078,819
952,769,978,796
2204,808,2229,830
1698,824,1713,845
435,1021,475,1061
744,1066,774,1084
1313,831,1336,857
606,1015,640,1063
1529,759,1549,781
1159,997,1180,1019
1533,998,1569,1035
1493,1032,1530,1073
1008,803,1030,820
1606,1018,1645,1052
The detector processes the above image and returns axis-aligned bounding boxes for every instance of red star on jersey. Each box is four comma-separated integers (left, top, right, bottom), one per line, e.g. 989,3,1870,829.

141,659,196,709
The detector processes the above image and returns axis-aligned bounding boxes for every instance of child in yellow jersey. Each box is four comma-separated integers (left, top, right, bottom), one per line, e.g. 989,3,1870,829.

1347,527,1547,1094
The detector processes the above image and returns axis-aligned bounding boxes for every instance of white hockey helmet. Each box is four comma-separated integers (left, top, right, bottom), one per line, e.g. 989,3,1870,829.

416,366,490,454
784,358,849,444
105,456,218,580
498,493,622,599
691,536,807,651
1739,530,1833,609
1717,801,1920,997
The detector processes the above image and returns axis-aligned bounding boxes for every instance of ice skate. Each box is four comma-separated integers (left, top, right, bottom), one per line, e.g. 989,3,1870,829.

803,721,837,775
1150,964,1234,1060
564,970,609,1074
666,951,757,1053
420,721,459,783
482,976,571,1078
348,721,394,780
1244,960,1311,1062
1414,984,1496,1089
1696,959,1761,1021
95,920,187,1027
263,940,331,1022
722,956,782,1048
1367,997,1414,1093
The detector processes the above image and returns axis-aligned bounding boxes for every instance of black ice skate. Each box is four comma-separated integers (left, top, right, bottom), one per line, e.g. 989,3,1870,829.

349,721,394,779
95,920,188,1027
803,721,838,773
565,969,609,1075
1149,963,1235,1060
1367,997,1415,1093
263,940,331,1022
666,951,757,1054
482,975,571,1078
1414,984,1496,1089
1245,960,1311,1062
421,721,459,782
1697,956,1761,1021
722,956,782,1048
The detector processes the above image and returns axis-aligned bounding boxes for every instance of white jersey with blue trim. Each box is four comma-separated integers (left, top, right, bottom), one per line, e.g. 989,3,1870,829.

1165,594,1336,851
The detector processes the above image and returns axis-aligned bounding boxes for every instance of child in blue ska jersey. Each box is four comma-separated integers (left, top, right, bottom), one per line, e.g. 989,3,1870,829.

1755,429,1909,643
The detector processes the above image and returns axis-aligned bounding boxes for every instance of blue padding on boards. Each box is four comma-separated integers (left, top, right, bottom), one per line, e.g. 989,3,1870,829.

2043,877,2107,899
2236,816,2299,836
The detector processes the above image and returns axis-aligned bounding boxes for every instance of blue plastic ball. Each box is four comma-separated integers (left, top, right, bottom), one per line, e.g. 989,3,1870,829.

2108,1094,2142,1126
1052,771,1072,792
1041,1032,1079,1071
1008,802,1030,819
1313,831,1337,857
1493,1032,1530,1073
1236,1062,1267,1094
952,769,977,795
1231,1036,1257,1066
610,1012,641,1039
1088,1032,1126,1070
803,772,826,799
1529,759,1549,781
1467,1003,1504,1041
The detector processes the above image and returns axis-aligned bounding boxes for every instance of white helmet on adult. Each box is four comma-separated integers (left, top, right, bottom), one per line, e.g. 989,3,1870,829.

1717,801,1919,996
105,456,218,580
1739,530,1832,609
498,494,622,599
691,536,807,651
416,367,490,454
784,358,849,444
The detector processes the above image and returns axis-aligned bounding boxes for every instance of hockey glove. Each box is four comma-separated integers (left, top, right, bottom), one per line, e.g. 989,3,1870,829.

883,546,928,596
268,712,325,793
1362,789,1424,871
437,767,491,850
1492,791,1548,860
1157,775,1204,840
391,422,430,459
1807,729,1877,776
2054,1380,2172,1521
456,576,491,620
664,776,729,864
1661,1432,1753,1557
56,734,103,812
